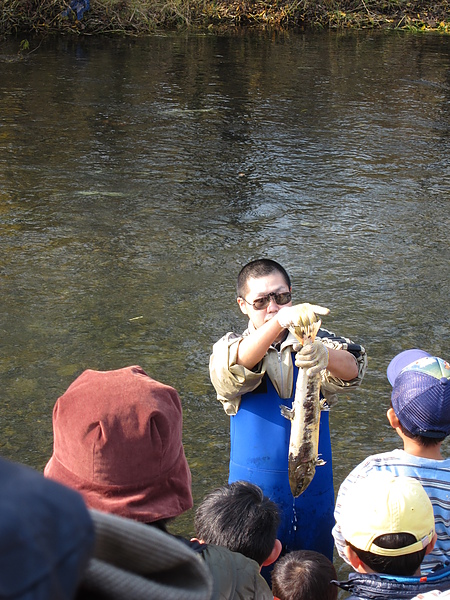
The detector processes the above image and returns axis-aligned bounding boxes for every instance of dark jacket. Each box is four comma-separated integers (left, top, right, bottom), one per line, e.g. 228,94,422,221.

334,566,450,599
199,544,273,600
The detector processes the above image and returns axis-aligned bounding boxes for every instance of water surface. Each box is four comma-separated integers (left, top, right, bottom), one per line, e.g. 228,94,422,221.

0,30,449,574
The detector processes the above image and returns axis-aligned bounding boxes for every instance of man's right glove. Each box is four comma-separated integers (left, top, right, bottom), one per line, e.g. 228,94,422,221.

295,340,329,376
277,303,329,332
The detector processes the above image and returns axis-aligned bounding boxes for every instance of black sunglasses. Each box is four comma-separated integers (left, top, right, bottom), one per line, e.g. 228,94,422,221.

241,291,292,311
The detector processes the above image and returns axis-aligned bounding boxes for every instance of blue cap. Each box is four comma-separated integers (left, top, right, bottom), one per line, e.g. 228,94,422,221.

387,349,432,386
391,356,450,438
0,457,94,599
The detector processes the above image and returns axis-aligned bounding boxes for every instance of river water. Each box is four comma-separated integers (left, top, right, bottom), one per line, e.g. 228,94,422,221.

1,29,449,575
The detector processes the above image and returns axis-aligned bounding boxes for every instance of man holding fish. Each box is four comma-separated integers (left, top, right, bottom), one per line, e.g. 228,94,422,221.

209,259,367,560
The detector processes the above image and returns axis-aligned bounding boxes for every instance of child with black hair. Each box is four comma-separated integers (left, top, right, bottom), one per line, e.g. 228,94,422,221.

334,473,450,599
194,480,282,568
271,550,337,600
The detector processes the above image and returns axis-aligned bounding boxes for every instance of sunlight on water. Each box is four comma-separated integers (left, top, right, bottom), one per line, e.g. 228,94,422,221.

0,33,449,560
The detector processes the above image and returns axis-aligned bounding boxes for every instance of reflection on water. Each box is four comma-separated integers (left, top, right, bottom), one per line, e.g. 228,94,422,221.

0,31,449,564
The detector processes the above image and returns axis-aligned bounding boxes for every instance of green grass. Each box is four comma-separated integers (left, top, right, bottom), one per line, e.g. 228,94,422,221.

1,0,449,35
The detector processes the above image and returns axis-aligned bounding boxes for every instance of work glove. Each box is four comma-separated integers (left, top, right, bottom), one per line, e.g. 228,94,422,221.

295,340,329,376
277,303,330,332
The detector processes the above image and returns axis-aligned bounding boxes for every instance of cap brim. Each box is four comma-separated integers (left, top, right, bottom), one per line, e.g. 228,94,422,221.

387,349,431,386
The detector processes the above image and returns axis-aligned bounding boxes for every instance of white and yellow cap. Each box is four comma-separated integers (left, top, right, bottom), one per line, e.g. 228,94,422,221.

340,474,435,557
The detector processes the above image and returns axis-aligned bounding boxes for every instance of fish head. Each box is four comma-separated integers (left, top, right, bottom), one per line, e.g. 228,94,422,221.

289,460,316,497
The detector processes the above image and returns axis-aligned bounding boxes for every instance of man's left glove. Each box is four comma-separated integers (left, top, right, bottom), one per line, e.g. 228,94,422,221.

295,340,329,376
277,303,329,332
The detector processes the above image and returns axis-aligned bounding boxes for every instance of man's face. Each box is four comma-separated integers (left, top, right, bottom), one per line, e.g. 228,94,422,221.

237,272,292,330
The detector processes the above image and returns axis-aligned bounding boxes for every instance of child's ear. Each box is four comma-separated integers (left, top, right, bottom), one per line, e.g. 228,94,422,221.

387,407,400,430
425,533,437,555
344,545,367,573
262,539,282,567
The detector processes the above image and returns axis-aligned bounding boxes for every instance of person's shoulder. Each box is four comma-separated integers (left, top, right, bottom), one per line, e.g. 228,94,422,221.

218,330,247,342
340,448,450,492
317,327,365,353
317,326,337,338
211,331,243,350
200,545,272,600
317,326,352,343
201,543,259,571
344,449,403,477
382,448,450,469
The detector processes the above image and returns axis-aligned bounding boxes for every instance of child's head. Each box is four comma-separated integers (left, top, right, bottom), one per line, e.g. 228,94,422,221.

44,366,193,525
387,350,450,446
340,473,436,576
194,480,281,566
271,550,337,600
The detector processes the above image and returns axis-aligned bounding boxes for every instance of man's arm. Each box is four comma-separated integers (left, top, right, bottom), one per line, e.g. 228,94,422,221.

237,303,330,370
235,317,285,370
327,346,359,381
209,333,267,415
317,328,367,392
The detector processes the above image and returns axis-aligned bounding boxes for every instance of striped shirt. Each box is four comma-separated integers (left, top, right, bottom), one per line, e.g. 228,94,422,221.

332,449,450,573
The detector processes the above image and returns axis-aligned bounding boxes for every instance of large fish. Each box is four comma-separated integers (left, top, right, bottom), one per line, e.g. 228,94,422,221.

280,319,327,497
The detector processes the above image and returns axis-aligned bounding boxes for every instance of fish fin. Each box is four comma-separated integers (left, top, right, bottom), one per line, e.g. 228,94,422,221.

319,399,330,411
309,319,321,342
280,405,294,421
290,318,322,344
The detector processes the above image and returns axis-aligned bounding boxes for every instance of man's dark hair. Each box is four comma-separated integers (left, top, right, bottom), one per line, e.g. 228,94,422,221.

348,533,427,576
194,480,280,566
271,550,338,600
236,259,291,299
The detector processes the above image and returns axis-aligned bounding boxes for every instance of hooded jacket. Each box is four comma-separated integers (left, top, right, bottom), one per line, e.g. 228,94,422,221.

334,566,450,600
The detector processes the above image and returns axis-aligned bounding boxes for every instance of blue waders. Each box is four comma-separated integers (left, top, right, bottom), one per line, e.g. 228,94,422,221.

228,362,335,560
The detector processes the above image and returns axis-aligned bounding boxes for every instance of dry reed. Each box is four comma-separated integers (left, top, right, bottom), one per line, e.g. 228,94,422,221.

1,0,449,35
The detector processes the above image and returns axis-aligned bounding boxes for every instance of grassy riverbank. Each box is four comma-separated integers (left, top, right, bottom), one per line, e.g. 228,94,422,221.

1,0,449,35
